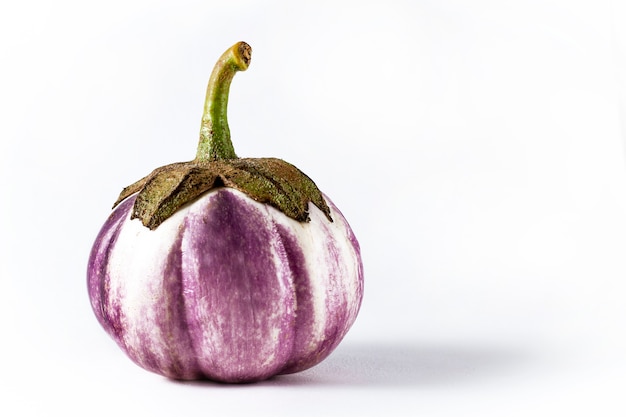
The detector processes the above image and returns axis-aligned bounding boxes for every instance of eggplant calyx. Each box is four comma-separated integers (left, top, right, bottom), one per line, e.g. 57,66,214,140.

113,42,332,230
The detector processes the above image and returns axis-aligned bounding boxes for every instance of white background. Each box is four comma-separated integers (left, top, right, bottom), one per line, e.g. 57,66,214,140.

2,0,626,415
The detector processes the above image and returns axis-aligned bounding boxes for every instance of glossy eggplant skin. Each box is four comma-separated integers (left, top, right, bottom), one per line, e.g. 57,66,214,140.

87,188,363,382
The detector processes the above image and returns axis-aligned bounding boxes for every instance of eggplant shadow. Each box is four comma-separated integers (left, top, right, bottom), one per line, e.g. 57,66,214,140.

265,341,529,388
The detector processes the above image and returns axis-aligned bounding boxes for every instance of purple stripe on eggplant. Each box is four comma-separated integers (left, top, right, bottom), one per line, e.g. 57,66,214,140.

273,223,315,374
87,196,135,343
180,190,296,382
158,229,203,379
319,225,351,360
134,228,202,380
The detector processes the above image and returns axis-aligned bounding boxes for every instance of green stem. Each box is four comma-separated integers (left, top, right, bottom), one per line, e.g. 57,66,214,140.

195,42,251,162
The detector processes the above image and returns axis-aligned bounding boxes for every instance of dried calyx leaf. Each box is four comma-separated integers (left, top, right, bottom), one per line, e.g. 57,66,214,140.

113,42,332,230
114,158,332,230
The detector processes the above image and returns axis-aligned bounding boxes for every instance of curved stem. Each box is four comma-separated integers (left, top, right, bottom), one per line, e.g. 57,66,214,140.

195,42,251,162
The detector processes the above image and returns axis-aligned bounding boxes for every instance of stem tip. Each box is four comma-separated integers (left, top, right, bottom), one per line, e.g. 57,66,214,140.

237,42,252,69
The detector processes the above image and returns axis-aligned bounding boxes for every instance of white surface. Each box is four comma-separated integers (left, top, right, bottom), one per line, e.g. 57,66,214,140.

2,1,626,415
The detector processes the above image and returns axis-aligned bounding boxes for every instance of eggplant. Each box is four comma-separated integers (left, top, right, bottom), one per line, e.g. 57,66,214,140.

87,42,363,382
